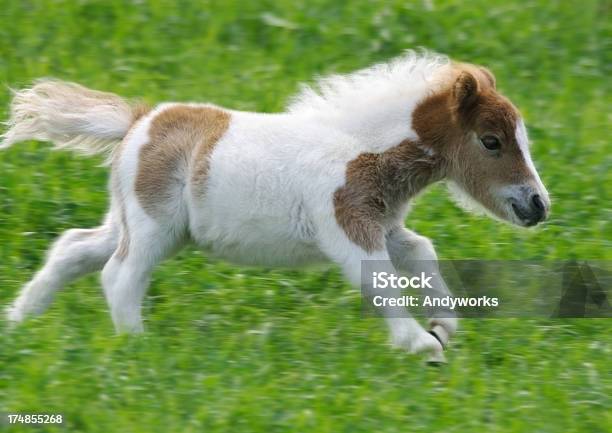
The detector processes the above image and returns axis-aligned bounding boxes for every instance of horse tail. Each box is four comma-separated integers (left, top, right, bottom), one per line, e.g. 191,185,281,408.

1,79,149,159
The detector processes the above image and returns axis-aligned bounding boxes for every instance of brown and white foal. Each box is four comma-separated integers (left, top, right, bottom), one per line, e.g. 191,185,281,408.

2,52,549,363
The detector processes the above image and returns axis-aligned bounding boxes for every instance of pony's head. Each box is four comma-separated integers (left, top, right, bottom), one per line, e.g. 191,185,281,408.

416,64,550,227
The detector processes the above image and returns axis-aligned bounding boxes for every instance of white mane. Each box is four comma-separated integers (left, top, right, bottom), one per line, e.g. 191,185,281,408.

287,50,450,115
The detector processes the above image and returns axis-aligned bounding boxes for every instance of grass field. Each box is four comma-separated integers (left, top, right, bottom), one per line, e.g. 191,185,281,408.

1,1,611,432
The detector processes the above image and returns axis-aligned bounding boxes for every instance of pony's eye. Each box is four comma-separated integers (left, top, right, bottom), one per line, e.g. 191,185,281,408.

480,135,501,151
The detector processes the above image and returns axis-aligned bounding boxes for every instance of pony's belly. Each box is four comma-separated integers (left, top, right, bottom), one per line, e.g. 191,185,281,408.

200,235,326,267
190,186,324,266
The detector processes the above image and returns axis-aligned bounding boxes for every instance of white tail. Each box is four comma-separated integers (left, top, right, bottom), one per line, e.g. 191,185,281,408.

0,79,147,157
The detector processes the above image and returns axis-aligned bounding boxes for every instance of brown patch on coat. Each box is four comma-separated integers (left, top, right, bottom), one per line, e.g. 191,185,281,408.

334,140,443,253
134,105,230,218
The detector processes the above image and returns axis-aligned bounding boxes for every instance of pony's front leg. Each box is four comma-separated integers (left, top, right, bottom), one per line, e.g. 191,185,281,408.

386,226,458,349
318,232,443,358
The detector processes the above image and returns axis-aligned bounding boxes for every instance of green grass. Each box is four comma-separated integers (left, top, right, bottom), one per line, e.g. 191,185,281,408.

0,1,610,432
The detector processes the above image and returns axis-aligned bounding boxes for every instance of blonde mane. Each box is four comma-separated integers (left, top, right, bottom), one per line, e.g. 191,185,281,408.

287,50,450,115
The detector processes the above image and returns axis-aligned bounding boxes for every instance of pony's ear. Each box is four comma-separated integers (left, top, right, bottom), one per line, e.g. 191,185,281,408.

453,71,480,111
479,67,496,88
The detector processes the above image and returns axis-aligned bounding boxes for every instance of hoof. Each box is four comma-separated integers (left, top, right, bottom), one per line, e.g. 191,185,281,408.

392,329,443,355
426,350,447,366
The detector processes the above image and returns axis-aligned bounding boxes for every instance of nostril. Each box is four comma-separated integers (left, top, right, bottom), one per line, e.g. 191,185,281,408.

532,194,544,212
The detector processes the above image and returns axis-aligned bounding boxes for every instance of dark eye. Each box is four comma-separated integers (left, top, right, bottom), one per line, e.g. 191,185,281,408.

480,135,501,151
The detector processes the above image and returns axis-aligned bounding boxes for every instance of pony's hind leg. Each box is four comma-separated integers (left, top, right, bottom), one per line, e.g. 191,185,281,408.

101,216,185,334
6,217,118,323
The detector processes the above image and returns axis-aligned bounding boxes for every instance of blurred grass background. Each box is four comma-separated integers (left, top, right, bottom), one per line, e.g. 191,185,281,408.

0,1,610,432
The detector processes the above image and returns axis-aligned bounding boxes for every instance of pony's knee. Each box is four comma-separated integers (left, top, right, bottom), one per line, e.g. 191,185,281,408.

387,228,438,268
411,234,437,260
52,228,101,250
57,227,117,275
45,229,85,259
51,225,116,259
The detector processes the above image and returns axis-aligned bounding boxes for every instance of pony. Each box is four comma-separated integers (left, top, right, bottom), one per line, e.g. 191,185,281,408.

1,51,550,363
